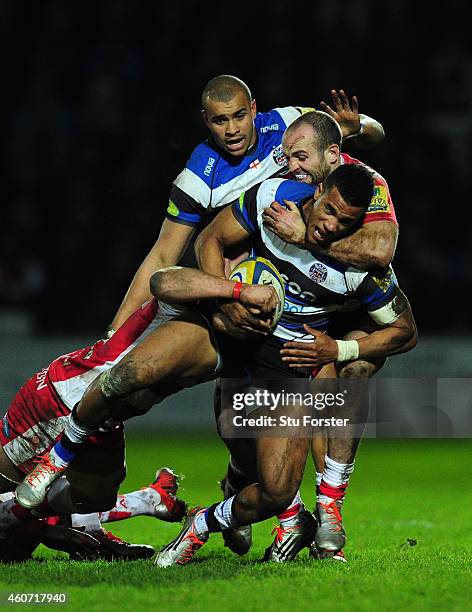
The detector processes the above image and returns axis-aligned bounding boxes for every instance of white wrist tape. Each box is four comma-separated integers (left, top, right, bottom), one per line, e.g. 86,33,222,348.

336,339,359,362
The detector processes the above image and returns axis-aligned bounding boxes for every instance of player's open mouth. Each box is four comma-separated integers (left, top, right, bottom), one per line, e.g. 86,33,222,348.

294,173,311,183
313,227,326,243
225,137,245,151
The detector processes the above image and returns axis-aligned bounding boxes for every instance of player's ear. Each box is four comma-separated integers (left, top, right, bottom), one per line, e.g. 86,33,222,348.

201,109,210,128
325,143,339,167
251,98,257,119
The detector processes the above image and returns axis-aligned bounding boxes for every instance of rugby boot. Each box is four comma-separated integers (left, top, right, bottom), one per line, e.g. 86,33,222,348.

70,528,155,561
314,499,346,554
262,510,318,563
154,507,208,567
220,475,252,555
147,467,186,522
309,543,347,563
15,453,65,509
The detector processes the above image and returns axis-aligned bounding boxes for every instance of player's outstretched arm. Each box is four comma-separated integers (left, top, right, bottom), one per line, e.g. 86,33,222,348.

320,89,385,149
150,266,279,315
110,219,195,331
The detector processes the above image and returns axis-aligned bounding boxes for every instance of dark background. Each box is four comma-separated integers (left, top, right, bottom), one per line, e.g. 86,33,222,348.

1,1,470,336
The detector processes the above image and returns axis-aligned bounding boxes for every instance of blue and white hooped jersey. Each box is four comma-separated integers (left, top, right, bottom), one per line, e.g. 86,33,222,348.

166,107,313,227
232,178,403,343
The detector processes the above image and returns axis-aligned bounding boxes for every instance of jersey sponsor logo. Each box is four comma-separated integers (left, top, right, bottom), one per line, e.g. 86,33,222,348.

167,200,180,217
260,123,279,133
281,273,317,303
309,262,328,283
272,144,287,167
203,157,216,176
284,301,310,314
372,268,394,293
367,185,390,214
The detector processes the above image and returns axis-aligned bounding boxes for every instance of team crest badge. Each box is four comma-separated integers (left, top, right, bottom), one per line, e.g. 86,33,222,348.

272,144,287,167
309,262,328,283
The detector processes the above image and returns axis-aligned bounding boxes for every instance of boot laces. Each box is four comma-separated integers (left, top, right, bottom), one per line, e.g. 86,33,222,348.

178,531,205,564
320,501,343,532
271,523,300,544
26,455,62,486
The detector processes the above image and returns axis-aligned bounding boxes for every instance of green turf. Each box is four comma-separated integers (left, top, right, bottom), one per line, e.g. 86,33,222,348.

1,436,471,611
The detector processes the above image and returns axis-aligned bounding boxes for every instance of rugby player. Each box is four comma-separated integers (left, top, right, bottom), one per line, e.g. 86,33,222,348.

150,163,416,567
211,110,399,562
0,303,187,560
106,75,389,553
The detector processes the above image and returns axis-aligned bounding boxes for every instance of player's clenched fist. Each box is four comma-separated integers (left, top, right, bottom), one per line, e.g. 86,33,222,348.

239,283,279,315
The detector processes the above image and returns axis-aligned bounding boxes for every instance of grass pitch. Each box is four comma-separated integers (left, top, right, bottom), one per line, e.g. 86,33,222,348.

1,435,471,611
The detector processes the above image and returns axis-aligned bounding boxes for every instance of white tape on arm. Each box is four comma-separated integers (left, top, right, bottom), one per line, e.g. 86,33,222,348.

336,339,359,362
369,300,402,325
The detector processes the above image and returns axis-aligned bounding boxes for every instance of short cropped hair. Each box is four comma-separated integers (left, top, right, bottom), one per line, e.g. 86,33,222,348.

201,75,252,109
286,110,342,152
324,163,374,210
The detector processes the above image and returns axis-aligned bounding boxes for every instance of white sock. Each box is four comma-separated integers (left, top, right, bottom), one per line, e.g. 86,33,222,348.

213,496,236,530
70,512,101,533
194,496,237,539
277,490,304,528
318,456,355,505
100,488,161,523
193,509,210,538
49,446,72,469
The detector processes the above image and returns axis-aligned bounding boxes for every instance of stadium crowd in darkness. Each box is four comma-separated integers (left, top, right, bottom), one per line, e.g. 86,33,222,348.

0,1,471,335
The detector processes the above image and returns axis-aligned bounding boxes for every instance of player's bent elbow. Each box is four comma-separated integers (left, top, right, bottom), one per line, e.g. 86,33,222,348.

193,231,208,262
367,244,395,271
396,323,418,355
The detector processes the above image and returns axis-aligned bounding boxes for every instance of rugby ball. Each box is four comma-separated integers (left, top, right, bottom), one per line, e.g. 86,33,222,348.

229,256,285,330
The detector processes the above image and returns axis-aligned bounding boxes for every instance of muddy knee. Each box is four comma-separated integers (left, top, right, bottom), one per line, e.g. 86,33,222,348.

99,361,143,399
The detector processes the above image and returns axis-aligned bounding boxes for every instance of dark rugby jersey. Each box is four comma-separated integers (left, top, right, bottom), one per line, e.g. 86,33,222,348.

232,178,402,343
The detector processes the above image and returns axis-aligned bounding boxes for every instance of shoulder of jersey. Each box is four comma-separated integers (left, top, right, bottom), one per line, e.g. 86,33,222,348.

255,107,305,134
341,152,386,184
179,140,221,185
257,177,316,206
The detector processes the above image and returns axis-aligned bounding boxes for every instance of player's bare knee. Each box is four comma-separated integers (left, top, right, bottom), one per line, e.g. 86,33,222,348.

338,360,376,379
260,482,297,515
99,361,141,399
